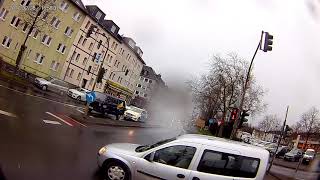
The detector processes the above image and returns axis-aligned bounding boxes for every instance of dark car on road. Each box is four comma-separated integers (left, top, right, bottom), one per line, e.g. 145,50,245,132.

284,148,304,162
88,92,126,120
275,146,290,158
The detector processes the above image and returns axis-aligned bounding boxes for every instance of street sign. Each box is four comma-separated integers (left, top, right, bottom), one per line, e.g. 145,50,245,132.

86,91,96,103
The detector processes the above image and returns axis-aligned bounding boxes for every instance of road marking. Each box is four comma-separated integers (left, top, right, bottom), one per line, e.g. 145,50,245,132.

45,112,73,126
77,108,84,114
0,84,80,108
0,109,17,118
62,115,87,127
43,119,61,125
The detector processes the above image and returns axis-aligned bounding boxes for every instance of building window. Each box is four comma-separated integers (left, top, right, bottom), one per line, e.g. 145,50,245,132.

10,16,21,28
72,12,81,22
87,66,91,75
111,41,115,49
50,61,59,71
89,42,93,50
137,84,141,88
95,11,102,19
75,53,80,62
69,69,74,77
50,17,61,29
27,49,32,58
30,28,39,39
35,53,45,64
145,78,148,82
78,35,83,44
97,40,102,49
0,8,9,20
110,25,116,33
135,91,139,95
20,0,31,7
41,11,49,21
82,57,88,65
82,38,87,46
89,78,94,85
70,51,76,61
1,36,12,48
41,34,52,46
109,56,113,63
149,80,152,84
22,23,29,33
59,1,69,12
85,21,90,29
64,26,73,37
114,43,118,51
144,94,148,98
76,72,81,80
112,74,115,80
56,43,66,54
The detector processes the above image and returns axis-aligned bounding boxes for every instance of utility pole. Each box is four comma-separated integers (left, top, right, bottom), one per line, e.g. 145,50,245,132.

268,106,289,172
230,31,274,139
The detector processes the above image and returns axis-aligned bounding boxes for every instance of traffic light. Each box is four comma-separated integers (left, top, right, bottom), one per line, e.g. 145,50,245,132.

96,68,105,83
262,32,273,52
239,110,249,128
230,108,239,121
86,25,96,38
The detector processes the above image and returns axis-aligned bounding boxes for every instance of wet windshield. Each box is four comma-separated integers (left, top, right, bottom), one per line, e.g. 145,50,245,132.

135,138,176,152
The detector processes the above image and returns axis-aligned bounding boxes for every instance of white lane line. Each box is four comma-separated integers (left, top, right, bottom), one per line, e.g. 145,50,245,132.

0,109,17,118
43,119,61,125
45,112,73,126
0,84,80,108
77,109,84,114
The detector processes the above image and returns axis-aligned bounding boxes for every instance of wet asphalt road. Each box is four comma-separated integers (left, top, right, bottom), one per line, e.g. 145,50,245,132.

0,83,180,180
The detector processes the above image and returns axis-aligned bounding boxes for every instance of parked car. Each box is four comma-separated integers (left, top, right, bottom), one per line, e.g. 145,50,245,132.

284,148,304,162
97,134,269,180
88,92,126,120
302,149,316,164
34,76,69,94
67,88,90,101
275,146,290,158
124,105,148,122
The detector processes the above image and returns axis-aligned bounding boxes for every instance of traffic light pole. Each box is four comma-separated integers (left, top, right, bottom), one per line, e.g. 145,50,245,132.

230,40,261,139
268,106,289,172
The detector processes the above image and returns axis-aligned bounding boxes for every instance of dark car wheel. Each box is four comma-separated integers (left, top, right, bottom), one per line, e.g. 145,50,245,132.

102,161,130,180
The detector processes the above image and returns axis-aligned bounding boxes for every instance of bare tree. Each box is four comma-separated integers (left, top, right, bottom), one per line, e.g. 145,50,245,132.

296,107,320,148
188,53,266,136
258,114,281,133
14,0,57,67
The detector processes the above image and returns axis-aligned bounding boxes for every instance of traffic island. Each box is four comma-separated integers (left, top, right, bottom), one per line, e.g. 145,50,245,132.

69,113,160,128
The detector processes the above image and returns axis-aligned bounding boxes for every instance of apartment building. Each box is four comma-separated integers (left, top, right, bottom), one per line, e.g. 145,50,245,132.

60,5,145,101
0,0,86,77
132,65,166,107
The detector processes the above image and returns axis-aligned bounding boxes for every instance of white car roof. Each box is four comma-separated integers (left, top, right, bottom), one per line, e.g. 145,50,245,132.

177,134,269,158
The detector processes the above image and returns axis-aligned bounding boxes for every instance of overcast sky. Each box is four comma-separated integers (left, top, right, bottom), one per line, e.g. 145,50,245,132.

83,0,320,125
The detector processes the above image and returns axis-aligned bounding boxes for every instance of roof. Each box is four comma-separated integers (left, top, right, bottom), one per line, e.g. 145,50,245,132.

120,36,146,65
69,0,87,13
141,66,158,80
177,134,269,157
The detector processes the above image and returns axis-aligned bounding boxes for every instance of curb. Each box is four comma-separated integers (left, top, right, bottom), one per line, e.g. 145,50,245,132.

69,114,160,128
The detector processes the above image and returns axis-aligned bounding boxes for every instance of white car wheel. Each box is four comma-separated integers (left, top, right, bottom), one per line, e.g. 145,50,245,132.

42,85,47,91
107,165,125,180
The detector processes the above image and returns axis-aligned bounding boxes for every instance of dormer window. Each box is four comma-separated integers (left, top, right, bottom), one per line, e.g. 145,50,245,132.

95,11,102,20
111,25,116,33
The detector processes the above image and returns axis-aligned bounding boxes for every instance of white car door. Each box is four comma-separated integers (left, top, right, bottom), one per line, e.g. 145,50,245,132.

135,142,202,180
189,145,260,180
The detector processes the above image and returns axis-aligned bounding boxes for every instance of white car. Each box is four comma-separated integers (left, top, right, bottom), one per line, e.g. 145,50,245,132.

34,76,69,94
67,88,90,101
124,106,148,121
97,134,269,180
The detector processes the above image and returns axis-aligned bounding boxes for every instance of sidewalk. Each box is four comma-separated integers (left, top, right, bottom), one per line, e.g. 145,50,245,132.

69,112,160,128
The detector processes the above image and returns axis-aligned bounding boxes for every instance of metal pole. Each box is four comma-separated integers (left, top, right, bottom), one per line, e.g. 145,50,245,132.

230,39,261,139
267,106,289,172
